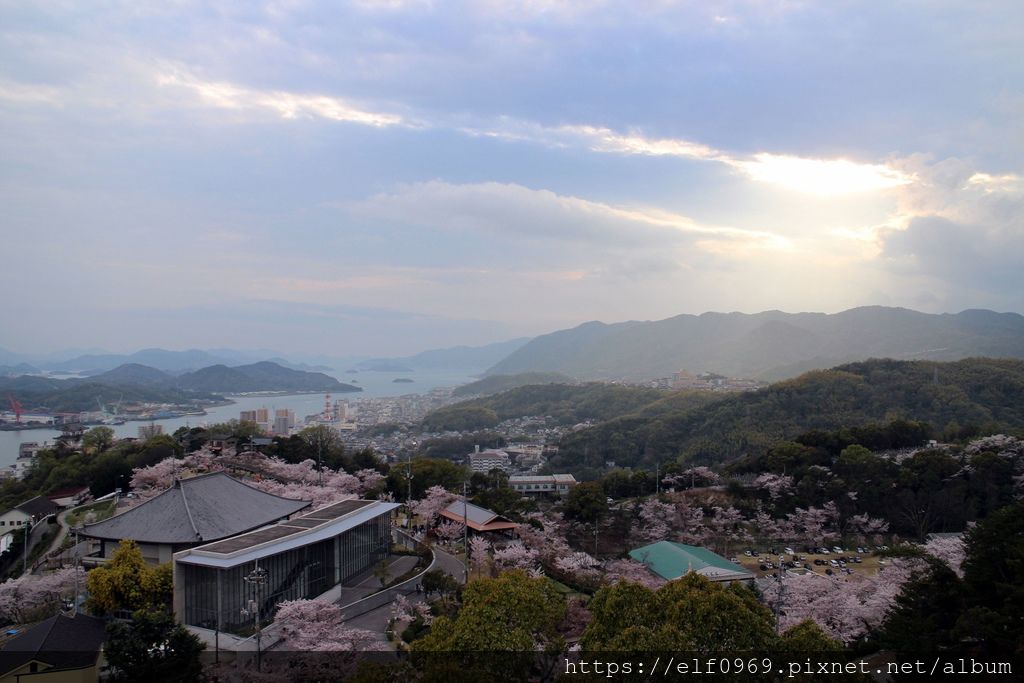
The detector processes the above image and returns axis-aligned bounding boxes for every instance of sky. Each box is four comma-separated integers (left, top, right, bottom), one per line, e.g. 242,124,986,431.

1,0,1022,357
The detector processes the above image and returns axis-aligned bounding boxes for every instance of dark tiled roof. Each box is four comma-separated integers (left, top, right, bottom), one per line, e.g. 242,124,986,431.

14,496,60,518
0,613,107,677
81,472,311,544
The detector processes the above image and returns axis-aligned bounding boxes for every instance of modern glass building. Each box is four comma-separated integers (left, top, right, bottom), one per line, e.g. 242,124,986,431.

173,499,399,635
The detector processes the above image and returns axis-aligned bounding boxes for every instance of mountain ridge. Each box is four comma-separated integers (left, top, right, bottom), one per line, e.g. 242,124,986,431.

485,307,1024,381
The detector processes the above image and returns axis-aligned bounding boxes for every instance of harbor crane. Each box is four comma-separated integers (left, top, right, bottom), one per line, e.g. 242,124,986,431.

6,394,23,424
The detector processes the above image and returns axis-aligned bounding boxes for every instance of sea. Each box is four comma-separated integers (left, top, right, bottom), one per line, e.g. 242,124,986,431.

0,369,475,468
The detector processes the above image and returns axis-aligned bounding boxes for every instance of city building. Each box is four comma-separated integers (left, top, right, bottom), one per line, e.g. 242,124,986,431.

138,424,163,440
79,472,312,565
629,540,755,585
173,498,400,636
508,474,577,496
438,499,518,535
467,448,511,474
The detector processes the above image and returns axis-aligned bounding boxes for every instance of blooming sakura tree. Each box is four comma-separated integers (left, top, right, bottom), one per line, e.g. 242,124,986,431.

762,559,921,643
434,521,465,545
636,499,674,541
468,536,492,575
274,599,384,651
601,558,665,589
492,541,540,573
847,513,890,545
753,473,795,500
129,451,383,509
0,566,84,624
664,466,721,489
390,593,433,626
924,535,966,577
409,486,456,526
785,505,838,545
554,552,601,581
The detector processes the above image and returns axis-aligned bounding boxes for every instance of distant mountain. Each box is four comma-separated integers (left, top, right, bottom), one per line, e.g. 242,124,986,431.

264,357,334,373
176,362,360,393
49,348,235,373
356,338,532,374
452,372,576,398
88,363,175,388
485,307,1024,381
0,363,39,377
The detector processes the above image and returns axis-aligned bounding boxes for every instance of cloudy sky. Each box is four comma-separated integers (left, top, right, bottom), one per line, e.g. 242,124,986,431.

2,1,1022,356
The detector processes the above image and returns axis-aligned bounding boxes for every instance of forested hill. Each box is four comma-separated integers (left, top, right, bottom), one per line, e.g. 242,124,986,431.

553,357,1024,476
421,383,694,431
451,372,576,398
485,307,1024,381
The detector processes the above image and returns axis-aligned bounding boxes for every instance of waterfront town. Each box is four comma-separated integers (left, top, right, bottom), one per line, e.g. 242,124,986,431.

3,0,1023,679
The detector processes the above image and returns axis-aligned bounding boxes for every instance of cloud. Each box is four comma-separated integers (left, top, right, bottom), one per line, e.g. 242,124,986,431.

879,155,1024,307
155,64,409,127
347,179,787,252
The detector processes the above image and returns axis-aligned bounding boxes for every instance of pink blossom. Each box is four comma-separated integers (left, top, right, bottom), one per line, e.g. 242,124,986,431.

434,521,465,544
492,541,540,572
753,473,794,500
0,566,84,624
274,599,384,651
601,558,665,589
923,535,966,577
409,486,456,525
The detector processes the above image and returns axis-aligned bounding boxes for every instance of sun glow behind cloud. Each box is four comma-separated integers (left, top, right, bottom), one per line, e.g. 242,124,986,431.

150,67,913,198
729,154,913,197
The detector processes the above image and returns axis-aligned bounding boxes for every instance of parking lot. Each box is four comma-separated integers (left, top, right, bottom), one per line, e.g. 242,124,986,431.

734,546,889,579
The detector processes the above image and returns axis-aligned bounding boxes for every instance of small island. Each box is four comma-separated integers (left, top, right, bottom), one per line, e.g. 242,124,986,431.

393,378,414,383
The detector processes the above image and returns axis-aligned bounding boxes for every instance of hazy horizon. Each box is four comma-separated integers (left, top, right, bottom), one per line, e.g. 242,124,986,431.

3,2,1022,356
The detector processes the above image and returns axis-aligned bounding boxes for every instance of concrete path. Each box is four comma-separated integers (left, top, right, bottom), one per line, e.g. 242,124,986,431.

342,544,466,642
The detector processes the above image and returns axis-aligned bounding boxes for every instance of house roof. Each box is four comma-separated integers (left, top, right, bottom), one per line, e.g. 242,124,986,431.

629,541,755,582
0,613,107,677
80,472,311,544
14,496,60,519
46,486,90,500
439,499,518,532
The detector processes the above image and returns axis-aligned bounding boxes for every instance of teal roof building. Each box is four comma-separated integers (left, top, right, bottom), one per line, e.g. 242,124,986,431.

628,540,755,583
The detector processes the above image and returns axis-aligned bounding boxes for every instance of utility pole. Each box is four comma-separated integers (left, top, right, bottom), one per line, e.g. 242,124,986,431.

243,562,268,672
773,555,786,635
317,436,323,486
656,463,660,495
462,480,469,583
22,516,32,575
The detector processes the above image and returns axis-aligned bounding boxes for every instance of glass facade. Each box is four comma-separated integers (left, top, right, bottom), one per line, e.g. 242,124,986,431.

180,511,391,635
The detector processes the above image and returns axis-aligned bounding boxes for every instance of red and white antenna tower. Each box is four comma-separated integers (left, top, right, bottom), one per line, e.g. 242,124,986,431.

323,393,332,422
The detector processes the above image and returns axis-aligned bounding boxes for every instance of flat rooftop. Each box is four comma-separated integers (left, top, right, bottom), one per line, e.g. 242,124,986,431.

174,499,397,569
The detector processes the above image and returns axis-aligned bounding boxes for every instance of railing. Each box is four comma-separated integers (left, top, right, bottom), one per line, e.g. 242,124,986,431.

337,530,435,622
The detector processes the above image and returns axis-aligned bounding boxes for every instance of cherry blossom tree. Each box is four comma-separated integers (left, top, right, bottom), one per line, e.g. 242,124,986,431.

274,599,384,651
390,593,433,627
636,499,674,541
434,521,465,545
923,535,966,577
468,536,492,575
409,486,456,526
664,466,721,489
492,541,540,573
0,566,84,624
600,558,665,589
762,559,922,644
753,473,794,500
554,551,601,581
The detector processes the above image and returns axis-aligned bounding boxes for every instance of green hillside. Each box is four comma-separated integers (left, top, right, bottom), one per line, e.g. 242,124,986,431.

553,357,1024,474
422,383,675,431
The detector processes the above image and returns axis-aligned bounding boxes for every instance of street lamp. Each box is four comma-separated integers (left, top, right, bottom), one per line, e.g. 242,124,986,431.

243,563,269,672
